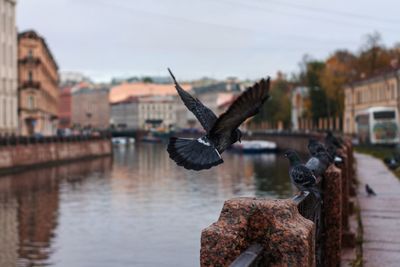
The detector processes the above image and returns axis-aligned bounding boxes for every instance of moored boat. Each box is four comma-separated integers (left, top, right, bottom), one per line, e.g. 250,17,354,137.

229,140,277,154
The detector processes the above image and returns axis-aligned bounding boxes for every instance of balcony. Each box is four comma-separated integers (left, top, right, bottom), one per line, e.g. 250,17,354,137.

18,57,41,65
19,80,41,90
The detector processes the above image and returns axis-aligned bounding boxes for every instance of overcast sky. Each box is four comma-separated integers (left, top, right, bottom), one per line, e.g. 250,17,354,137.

17,0,400,82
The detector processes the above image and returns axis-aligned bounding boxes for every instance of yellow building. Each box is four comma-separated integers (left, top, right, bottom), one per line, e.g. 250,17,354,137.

18,30,59,136
343,69,400,134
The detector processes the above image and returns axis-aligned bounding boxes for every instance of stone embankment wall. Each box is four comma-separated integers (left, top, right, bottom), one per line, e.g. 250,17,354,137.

201,139,356,267
0,137,112,172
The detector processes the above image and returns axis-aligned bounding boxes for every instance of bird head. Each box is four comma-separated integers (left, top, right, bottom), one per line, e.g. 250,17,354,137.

284,149,301,165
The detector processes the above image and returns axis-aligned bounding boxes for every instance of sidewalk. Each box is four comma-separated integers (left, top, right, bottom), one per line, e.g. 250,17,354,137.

355,153,400,267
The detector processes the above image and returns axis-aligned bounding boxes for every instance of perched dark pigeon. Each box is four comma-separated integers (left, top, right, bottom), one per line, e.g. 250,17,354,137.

305,151,331,178
306,139,332,177
308,138,326,156
285,149,320,199
167,68,270,170
325,131,342,149
324,133,344,165
365,184,377,196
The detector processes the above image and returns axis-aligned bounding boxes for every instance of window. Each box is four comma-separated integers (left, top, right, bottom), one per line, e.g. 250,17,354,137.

28,71,33,82
28,49,33,58
373,111,395,119
28,95,35,109
3,99,6,127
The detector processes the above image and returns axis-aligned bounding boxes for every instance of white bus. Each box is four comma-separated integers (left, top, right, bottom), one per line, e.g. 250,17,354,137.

355,107,399,144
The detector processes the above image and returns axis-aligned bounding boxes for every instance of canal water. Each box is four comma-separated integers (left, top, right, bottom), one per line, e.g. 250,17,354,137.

0,143,294,267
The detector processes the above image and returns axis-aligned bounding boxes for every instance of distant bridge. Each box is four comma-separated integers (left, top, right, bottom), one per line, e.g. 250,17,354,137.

112,129,323,153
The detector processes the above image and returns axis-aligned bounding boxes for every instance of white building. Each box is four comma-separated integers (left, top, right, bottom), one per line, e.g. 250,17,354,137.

0,0,18,135
291,86,310,131
138,95,177,130
59,71,91,86
110,95,179,130
110,96,139,129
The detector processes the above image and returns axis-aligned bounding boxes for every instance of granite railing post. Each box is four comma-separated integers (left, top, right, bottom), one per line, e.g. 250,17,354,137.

337,146,356,248
322,165,342,267
336,148,349,231
200,197,315,267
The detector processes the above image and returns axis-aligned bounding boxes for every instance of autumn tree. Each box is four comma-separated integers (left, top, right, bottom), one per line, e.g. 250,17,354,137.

356,32,392,77
320,50,357,118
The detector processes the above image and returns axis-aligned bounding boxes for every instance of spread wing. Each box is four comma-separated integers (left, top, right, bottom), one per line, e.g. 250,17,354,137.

168,68,217,132
209,78,270,142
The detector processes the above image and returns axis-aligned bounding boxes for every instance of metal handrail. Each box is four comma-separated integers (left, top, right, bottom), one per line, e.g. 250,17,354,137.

229,244,264,267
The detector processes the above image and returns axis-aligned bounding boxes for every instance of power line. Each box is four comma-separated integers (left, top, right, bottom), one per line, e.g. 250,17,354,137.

262,0,400,25
88,0,360,47
215,0,399,34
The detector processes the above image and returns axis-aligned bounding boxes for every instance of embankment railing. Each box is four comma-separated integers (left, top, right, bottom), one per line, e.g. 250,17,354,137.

0,133,110,146
201,139,356,267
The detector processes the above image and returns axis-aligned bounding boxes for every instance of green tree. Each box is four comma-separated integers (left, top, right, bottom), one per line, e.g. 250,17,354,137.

253,76,292,128
142,77,153,83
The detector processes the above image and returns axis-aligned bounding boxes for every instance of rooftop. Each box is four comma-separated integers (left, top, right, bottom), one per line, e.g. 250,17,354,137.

192,81,241,95
18,30,59,70
346,67,400,88
109,82,191,104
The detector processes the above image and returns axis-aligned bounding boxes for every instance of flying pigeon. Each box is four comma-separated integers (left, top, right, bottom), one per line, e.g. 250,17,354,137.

285,149,320,199
167,68,270,170
365,184,377,196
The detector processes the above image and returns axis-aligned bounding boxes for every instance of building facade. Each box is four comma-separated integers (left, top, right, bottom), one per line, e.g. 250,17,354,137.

71,87,110,129
58,86,72,129
0,0,18,135
138,95,177,130
110,96,139,130
343,69,400,134
291,86,310,131
111,95,180,130
18,30,59,136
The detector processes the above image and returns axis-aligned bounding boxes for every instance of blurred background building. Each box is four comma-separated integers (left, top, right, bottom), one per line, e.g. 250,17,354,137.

343,68,400,134
58,86,72,129
71,86,110,130
18,30,59,136
110,96,139,130
59,71,91,87
0,0,18,135
291,86,310,131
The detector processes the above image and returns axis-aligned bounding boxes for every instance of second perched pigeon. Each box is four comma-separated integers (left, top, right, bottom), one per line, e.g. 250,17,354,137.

167,69,270,170
306,139,332,177
308,138,327,156
325,131,342,149
305,152,331,178
285,149,320,198
365,184,377,196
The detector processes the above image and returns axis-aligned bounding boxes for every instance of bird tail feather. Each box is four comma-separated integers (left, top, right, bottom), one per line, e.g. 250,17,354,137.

167,137,223,170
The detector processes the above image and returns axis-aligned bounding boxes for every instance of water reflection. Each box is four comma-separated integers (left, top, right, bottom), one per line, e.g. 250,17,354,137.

0,158,112,267
0,143,293,267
